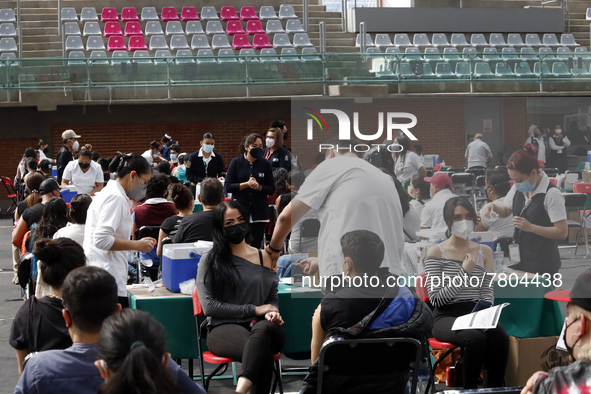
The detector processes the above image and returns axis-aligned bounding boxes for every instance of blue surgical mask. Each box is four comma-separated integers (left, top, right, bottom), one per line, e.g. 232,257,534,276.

202,144,214,154
170,154,177,161
515,175,535,193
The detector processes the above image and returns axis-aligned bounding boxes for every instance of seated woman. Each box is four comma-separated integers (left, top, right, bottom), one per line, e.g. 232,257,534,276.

157,184,194,258
53,193,92,246
196,201,285,394
10,238,86,375
475,168,514,239
425,196,508,389
301,230,433,394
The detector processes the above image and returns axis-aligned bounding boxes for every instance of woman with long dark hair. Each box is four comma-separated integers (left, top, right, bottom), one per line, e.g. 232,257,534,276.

34,197,68,240
196,200,285,394
393,135,425,187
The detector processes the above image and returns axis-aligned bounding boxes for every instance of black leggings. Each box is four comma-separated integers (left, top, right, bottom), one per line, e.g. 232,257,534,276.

207,320,285,394
432,302,509,389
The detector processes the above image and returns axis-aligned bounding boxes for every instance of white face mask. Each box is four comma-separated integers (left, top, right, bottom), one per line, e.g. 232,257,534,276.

265,138,276,148
72,140,80,151
451,220,475,240
555,129,562,134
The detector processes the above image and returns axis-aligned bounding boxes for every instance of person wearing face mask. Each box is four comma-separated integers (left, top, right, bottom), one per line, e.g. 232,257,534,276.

37,139,52,162
547,124,571,173
56,129,81,184
61,149,104,196
84,154,157,308
262,127,291,172
474,168,515,239
526,125,547,166
168,144,181,167
185,133,226,194
425,196,508,389
225,133,275,248
419,172,455,231
482,143,567,275
521,269,591,394
196,201,285,394
160,133,178,162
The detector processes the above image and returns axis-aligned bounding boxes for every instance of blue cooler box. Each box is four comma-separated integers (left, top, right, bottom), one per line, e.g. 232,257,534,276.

162,241,213,293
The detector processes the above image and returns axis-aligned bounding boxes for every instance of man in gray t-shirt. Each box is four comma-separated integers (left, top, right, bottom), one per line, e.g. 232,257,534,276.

465,133,493,169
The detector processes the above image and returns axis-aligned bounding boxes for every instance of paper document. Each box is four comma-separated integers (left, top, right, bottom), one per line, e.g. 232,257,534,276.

452,303,510,331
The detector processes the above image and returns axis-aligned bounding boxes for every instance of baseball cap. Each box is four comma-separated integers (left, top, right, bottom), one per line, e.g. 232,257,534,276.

39,178,60,195
62,129,81,139
424,173,452,189
38,159,51,173
567,269,591,312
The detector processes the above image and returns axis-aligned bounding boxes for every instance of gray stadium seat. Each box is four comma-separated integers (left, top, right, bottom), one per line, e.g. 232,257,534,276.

238,48,257,62
89,50,109,64
266,20,284,34
154,50,173,64
539,46,555,59
435,62,454,78
462,47,480,60
474,62,493,78
149,35,168,51
455,62,470,78
507,34,525,48
293,33,313,48
197,48,216,63
489,33,507,48
279,5,297,20
186,21,204,35
412,33,430,48
68,50,86,64
63,22,80,36
145,21,164,36
86,36,105,51
259,6,278,20
403,47,421,62
556,46,572,60
165,21,184,36
470,33,487,47
495,62,513,77
520,47,536,61
442,47,460,62
273,33,292,48
525,33,542,47
141,7,159,21
501,47,519,61
65,35,84,51
191,34,210,50
301,47,320,61
0,9,15,23
450,33,469,48
394,33,412,48
175,49,194,63
355,33,374,47
551,61,570,77
80,7,98,22
133,50,152,63
285,19,304,34
61,8,78,22
533,61,551,76
200,6,219,20
205,21,224,35
218,48,238,62
211,34,231,50
483,47,501,61
375,34,392,48
560,34,579,47
111,50,130,64
385,46,401,61
280,47,298,61
170,35,189,50
514,61,534,77
260,47,279,61
575,46,591,59
83,22,101,36
432,33,450,48
423,47,442,63
542,33,560,47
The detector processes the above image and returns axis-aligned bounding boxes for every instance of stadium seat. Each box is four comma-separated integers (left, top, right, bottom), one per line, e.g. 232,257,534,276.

489,33,507,47
181,7,199,21
533,61,551,76
240,6,258,21
520,46,536,61
246,20,265,35
191,34,210,50
225,20,244,35
107,36,126,51
254,34,273,50
165,21,184,35
161,7,179,22
83,22,101,36
442,47,461,62
385,46,401,60
403,47,421,62
145,21,164,36
104,22,122,37
507,33,525,48
65,36,84,52
279,5,297,20
501,47,519,61
121,7,138,22
587,8,591,20
211,34,231,50
365,47,382,58
154,49,173,63
551,61,570,77
232,34,252,49
175,49,194,63
111,50,130,63
266,20,284,34
355,33,374,47
186,21,204,35
455,62,471,78
435,62,454,78
462,47,480,60
474,62,493,78
128,35,148,51
89,50,109,64
514,61,534,77
61,8,78,22
286,19,304,33
197,48,216,63
238,48,257,62
301,47,320,61
494,62,513,77
200,6,219,20
273,33,292,48
124,22,142,37
133,50,151,63
80,7,98,22
561,34,579,47
63,22,80,36
470,33,488,47
542,33,560,47
101,7,118,22
483,47,501,61
394,33,412,48
280,47,298,61
432,33,450,48
220,6,238,21
424,47,442,63
412,33,430,48
260,47,280,62
68,51,86,64
572,61,590,76
149,35,168,51
400,62,434,78
86,36,105,51
170,35,189,50
206,21,224,35
525,33,542,47
556,46,572,60
259,6,278,20
539,46,555,59
374,34,392,48
141,7,159,21
451,33,469,48
218,48,238,62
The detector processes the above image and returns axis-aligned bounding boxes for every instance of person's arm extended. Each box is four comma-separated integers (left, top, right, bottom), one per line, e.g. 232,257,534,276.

514,217,567,240
61,179,70,186
482,201,512,219
16,349,28,376
157,228,168,258
89,182,103,196
310,304,325,363
268,199,310,251
12,219,28,248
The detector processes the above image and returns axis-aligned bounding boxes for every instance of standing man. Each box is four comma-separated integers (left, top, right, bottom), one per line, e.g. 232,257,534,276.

465,133,493,170
420,173,455,231
185,133,226,195
161,133,178,162
56,129,81,184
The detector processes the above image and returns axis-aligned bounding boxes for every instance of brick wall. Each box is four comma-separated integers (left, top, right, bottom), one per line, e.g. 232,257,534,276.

0,138,42,198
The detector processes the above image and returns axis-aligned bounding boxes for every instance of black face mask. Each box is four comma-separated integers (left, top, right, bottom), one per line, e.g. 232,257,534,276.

249,147,262,160
224,222,250,244
561,319,582,360
283,130,289,140
79,162,90,170
43,148,49,154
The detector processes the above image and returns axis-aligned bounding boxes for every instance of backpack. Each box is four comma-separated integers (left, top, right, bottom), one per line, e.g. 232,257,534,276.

363,145,394,173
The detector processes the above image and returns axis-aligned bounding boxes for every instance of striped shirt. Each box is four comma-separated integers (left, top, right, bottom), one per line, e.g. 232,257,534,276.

424,245,494,309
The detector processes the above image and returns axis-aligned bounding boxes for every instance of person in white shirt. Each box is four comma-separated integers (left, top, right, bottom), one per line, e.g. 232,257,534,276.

474,168,515,239
547,124,571,173
420,173,455,230
141,140,164,167
526,125,546,165
267,139,405,278
465,134,493,170
392,176,420,242
84,154,157,307
61,150,104,196
37,139,51,162
393,135,425,185
53,193,92,246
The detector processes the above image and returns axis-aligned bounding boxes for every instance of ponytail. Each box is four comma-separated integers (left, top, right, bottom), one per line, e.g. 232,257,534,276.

108,153,150,179
507,143,540,175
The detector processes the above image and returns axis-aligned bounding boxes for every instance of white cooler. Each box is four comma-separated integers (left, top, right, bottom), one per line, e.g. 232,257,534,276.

161,241,213,293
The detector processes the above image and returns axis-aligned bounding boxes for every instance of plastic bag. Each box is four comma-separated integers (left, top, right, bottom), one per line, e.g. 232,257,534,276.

179,278,195,295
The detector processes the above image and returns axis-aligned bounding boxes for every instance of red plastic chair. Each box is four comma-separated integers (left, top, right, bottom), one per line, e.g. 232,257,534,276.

124,21,142,37
181,6,199,21
104,22,122,37
128,35,148,51
226,20,245,36
1,176,18,214
240,6,258,21
220,6,238,21
107,36,126,51
100,7,118,22
232,34,252,50
161,7,179,22
252,33,272,49
246,20,265,35
121,7,138,22
191,287,283,392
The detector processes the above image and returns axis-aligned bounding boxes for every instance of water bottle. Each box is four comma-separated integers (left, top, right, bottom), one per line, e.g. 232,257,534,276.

587,150,591,163
494,243,504,273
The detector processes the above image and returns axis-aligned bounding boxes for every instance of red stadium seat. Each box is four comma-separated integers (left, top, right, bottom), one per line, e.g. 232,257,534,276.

100,7,118,22
161,7,179,22
240,6,258,21
181,7,199,21
128,35,148,51
246,20,265,35
107,36,126,51
252,33,272,49
226,20,245,35
220,6,238,21
104,22,122,37
124,21,142,37
232,34,252,50
121,7,138,22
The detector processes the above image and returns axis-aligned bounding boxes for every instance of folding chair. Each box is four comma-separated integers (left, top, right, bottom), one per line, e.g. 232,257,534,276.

191,287,283,392
565,189,590,258
299,217,320,248
1,176,18,214
451,172,476,195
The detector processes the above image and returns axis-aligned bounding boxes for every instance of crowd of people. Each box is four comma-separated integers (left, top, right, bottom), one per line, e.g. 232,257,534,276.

7,122,590,394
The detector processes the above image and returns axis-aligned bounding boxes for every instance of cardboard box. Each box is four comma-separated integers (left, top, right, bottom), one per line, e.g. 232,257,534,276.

505,336,569,386
582,171,591,184
567,210,591,244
